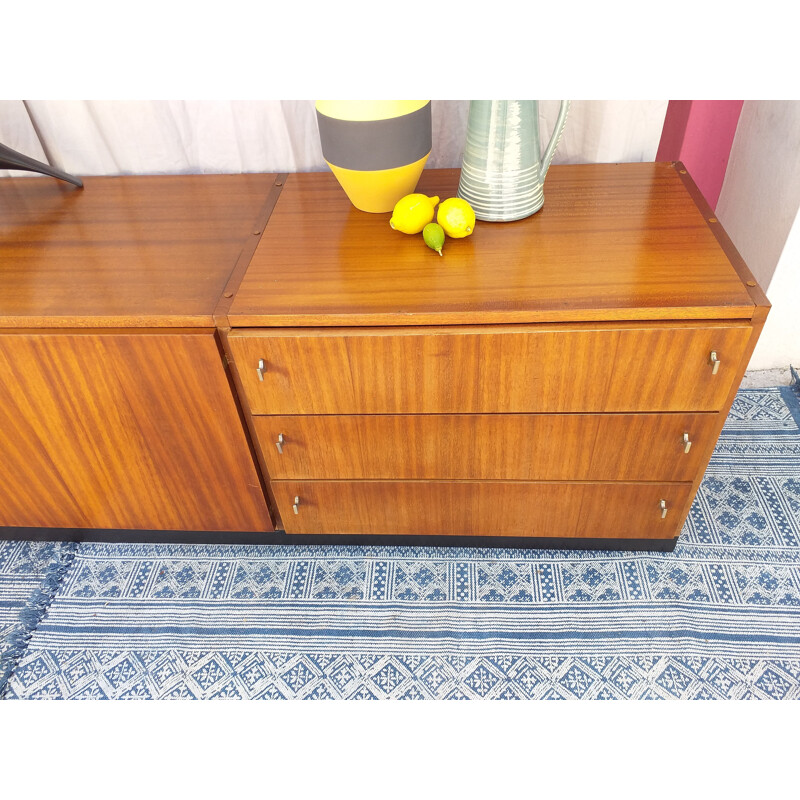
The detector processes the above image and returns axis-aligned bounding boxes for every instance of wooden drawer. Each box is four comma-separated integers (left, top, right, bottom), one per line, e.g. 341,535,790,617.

254,412,718,482
272,480,692,539
228,323,751,415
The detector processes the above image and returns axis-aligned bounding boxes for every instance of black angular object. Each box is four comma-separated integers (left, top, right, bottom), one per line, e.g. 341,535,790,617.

0,142,83,187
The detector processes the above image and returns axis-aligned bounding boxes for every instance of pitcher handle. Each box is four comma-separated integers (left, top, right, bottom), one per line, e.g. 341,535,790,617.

539,100,571,180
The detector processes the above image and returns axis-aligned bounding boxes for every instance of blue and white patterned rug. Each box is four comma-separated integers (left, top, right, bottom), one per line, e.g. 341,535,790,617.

0,540,63,690
2,385,800,700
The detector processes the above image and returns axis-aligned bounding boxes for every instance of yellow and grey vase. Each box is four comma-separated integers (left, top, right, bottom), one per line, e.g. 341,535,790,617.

315,101,432,213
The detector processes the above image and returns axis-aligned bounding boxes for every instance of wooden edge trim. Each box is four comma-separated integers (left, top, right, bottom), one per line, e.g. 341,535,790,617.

215,327,282,530
673,161,771,312
226,306,758,328
213,173,288,328
0,315,217,330
210,328,276,532
0,326,215,336
266,478,692,487
226,318,754,338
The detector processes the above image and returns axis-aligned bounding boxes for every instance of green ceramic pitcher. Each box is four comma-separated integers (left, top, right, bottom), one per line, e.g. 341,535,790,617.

457,100,571,221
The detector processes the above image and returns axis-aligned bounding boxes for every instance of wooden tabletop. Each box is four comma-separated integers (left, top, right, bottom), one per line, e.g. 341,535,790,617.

229,163,759,327
0,173,277,328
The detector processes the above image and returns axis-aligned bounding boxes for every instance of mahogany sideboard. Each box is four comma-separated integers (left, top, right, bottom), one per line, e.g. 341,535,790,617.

0,163,769,549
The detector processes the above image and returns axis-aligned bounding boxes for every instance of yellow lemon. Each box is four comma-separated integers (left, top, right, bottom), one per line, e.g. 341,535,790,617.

389,194,439,234
437,197,475,238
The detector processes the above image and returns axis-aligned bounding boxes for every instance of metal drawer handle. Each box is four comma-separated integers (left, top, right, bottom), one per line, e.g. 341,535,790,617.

709,351,720,375
683,432,692,454
276,433,285,454
660,499,668,519
293,496,300,515
257,359,267,381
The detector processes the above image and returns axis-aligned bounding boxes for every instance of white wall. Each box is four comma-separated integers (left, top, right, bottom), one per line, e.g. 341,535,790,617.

716,102,800,370
716,102,800,289
748,207,800,370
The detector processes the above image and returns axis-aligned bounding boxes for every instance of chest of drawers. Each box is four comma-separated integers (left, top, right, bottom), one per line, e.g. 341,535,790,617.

0,163,767,549
222,162,769,550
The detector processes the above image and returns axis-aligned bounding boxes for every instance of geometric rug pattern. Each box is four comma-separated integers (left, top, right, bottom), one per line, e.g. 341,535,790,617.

0,539,63,691
2,386,800,699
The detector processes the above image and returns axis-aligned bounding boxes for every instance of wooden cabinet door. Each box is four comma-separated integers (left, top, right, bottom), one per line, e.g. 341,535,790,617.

272,481,691,540
0,332,272,532
228,323,751,415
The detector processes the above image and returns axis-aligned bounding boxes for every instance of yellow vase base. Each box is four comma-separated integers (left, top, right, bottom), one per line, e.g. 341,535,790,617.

327,154,430,213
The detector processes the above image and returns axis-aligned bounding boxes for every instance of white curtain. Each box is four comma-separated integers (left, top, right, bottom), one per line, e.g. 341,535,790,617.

1,100,668,178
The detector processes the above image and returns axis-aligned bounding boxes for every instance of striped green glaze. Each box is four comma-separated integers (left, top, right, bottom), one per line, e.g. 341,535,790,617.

457,101,570,222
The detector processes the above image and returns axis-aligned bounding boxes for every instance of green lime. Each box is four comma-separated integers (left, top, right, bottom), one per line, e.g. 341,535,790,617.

423,222,445,256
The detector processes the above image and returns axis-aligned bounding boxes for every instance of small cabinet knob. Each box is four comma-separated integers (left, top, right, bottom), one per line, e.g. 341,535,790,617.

683,432,692,454
660,499,668,519
709,351,720,375
292,496,300,515
276,433,285,454
257,359,267,381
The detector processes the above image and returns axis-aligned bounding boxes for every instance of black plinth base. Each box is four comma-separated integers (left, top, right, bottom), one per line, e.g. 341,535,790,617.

1,527,678,552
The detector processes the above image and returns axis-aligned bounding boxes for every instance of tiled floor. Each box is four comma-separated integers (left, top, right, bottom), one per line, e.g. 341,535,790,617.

741,367,794,388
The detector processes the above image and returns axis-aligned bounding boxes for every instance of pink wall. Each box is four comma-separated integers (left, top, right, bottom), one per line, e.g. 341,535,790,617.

656,100,744,210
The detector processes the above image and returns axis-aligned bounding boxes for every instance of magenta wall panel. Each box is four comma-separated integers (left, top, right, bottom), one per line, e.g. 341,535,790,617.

656,100,744,210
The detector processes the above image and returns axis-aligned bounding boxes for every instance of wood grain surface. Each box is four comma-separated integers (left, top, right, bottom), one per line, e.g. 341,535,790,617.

228,163,756,327
254,412,719,482
228,322,751,415
272,480,692,539
0,174,276,328
0,331,273,531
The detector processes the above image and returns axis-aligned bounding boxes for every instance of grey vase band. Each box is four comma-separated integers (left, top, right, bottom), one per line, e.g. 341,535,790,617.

316,103,432,172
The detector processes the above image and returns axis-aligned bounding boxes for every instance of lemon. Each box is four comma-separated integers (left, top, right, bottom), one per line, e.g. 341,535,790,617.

437,197,475,238
423,223,445,256
389,194,440,234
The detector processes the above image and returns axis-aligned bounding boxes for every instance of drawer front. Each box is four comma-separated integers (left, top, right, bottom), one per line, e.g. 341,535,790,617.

272,481,692,539
255,413,718,482
228,323,751,415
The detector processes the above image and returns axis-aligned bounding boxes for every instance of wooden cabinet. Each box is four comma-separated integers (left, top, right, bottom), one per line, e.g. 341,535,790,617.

224,163,770,549
0,174,278,537
0,163,770,549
